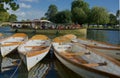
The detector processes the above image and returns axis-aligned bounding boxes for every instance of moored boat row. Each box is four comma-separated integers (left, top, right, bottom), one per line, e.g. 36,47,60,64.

0,33,120,77
52,35,120,78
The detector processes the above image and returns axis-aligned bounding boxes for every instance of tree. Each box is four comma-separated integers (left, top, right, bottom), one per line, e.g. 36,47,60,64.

8,14,17,22
0,0,19,12
55,10,72,24
116,10,120,18
40,17,47,20
71,0,90,25
45,4,58,22
109,14,117,25
0,11,9,22
72,7,87,24
90,6,109,26
116,10,120,25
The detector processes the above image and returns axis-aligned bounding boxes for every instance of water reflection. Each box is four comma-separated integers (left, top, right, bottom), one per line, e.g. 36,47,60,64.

87,30,120,45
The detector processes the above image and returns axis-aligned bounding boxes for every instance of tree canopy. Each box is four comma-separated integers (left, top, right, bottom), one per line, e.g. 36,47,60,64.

90,6,109,25
71,0,90,24
116,10,120,18
55,10,72,24
8,14,17,22
45,4,58,22
109,14,117,25
0,0,19,12
0,11,9,22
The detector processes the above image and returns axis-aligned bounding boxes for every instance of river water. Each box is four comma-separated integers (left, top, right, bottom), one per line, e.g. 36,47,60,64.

0,27,120,78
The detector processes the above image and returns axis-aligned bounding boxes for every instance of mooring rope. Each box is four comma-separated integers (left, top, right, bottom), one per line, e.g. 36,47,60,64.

9,60,21,78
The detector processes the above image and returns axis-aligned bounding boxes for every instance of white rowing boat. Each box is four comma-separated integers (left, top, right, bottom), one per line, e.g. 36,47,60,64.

18,35,51,71
0,33,28,57
63,34,120,60
52,36,120,78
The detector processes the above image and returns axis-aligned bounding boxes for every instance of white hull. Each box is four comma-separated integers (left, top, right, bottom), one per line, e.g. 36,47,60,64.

20,50,49,71
1,45,18,57
0,34,28,57
54,52,108,78
18,35,51,71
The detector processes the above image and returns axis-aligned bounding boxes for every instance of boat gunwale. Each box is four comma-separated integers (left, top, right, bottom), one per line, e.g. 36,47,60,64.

0,33,28,42
86,44,120,50
78,38,120,48
53,44,120,78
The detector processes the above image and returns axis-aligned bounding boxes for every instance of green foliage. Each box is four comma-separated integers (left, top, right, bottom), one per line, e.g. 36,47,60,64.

71,0,90,24
45,4,58,22
116,10,120,18
71,0,89,13
55,10,72,24
0,0,19,12
0,11,9,22
90,6,109,25
8,14,17,22
40,17,47,20
72,7,87,24
109,14,117,25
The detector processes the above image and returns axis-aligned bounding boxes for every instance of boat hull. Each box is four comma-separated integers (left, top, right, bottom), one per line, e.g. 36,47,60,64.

54,52,109,78
54,47,120,78
0,37,28,57
19,47,50,71
1,45,18,57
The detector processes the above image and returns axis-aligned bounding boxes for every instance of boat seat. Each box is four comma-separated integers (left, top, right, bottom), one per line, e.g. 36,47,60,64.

25,46,47,50
83,62,107,67
74,56,88,64
83,63,99,67
1,43,20,46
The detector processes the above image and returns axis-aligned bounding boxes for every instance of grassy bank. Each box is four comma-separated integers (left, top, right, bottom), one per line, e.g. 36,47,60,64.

12,28,87,38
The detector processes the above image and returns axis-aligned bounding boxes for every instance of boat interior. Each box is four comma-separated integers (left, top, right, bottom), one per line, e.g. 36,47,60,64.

18,39,51,54
53,42,120,76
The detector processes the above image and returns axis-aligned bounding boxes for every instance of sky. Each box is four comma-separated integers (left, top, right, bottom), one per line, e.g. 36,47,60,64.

8,0,119,21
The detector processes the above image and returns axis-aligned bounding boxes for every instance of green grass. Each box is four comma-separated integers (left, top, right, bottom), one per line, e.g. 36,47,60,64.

12,28,87,38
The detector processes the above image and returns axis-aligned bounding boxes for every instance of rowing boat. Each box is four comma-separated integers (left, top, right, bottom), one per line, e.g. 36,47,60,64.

0,57,21,78
63,34,120,60
52,36,120,78
0,33,28,57
18,35,51,71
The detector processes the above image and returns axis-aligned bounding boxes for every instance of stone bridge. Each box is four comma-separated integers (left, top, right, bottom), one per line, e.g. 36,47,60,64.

0,22,12,26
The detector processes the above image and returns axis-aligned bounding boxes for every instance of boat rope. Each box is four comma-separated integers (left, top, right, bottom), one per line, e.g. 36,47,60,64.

9,60,21,78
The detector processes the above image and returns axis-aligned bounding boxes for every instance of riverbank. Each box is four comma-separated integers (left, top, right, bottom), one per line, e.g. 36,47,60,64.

11,28,87,38
88,28,120,31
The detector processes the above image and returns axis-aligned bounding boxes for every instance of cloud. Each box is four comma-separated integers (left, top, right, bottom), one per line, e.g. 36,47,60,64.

20,3,31,8
19,0,38,2
10,10,45,21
